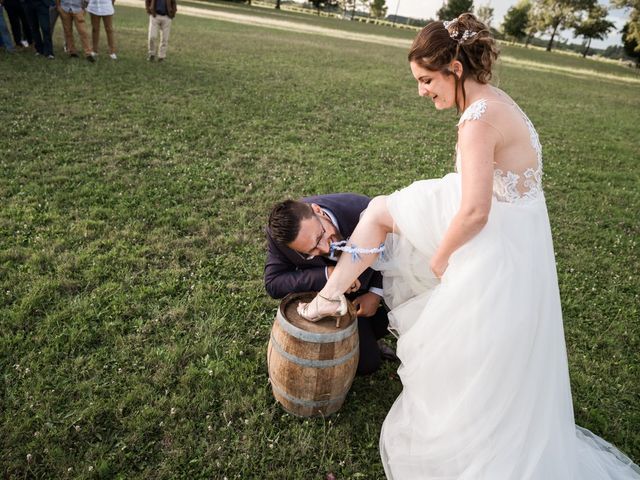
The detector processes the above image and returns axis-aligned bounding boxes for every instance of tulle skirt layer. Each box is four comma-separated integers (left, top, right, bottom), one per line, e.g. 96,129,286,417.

374,173,640,480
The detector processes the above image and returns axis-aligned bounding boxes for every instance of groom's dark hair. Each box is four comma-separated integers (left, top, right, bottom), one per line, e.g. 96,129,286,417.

268,200,314,246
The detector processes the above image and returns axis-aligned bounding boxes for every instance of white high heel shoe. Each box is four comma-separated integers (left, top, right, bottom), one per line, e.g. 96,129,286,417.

297,293,348,327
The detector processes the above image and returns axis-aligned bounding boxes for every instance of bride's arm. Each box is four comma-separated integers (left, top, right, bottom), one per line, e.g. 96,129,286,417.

430,120,499,277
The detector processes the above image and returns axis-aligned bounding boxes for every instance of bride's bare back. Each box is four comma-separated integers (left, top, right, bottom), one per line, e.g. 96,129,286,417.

457,88,543,204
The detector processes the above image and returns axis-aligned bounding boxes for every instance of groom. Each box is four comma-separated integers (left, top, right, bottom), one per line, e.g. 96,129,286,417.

265,193,394,375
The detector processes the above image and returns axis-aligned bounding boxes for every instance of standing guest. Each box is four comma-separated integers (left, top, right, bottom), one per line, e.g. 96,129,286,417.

86,0,115,59
0,2,16,51
24,0,53,58
3,0,33,48
145,0,175,62
56,0,92,61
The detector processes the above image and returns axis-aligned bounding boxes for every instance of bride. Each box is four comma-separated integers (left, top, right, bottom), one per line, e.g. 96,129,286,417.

297,13,640,480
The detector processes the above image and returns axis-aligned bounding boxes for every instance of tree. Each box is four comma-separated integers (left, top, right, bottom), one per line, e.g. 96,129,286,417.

534,0,595,51
437,0,474,20
612,0,640,53
602,44,626,59
524,0,546,46
574,4,614,56
622,21,640,65
503,0,532,41
475,3,494,27
370,0,387,18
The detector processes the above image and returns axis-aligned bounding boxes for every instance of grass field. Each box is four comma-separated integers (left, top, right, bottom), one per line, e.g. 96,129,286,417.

1,5,639,478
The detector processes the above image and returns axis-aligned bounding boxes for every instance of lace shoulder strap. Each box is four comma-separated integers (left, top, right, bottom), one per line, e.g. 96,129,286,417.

457,99,487,127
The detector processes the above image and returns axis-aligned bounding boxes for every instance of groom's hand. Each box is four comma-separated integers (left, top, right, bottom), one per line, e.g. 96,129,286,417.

353,292,381,317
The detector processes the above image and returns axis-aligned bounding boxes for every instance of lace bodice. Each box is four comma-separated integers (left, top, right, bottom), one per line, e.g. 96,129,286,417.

456,98,544,204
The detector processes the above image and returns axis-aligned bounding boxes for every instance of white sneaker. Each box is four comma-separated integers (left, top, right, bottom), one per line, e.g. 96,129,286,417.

21,40,29,47
109,53,117,60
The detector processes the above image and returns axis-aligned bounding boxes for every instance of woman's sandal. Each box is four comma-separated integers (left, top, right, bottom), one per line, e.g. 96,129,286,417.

297,293,348,327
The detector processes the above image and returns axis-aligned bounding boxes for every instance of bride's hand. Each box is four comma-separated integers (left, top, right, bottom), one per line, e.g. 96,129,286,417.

430,256,449,279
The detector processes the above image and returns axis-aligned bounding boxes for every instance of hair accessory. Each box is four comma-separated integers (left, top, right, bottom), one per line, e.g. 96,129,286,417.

330,241,386,262
443,19,477,44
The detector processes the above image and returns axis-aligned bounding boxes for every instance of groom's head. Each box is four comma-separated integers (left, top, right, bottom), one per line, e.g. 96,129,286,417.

268,200,340,259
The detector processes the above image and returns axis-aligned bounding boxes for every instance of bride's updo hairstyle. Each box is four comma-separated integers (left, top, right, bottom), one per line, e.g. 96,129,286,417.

409,13,499,112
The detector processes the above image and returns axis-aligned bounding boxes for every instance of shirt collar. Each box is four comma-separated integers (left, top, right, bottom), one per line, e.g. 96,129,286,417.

320,207,340,261
321,207,339,231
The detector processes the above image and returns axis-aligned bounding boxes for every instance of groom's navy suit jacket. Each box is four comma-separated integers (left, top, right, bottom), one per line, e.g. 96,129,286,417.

264,193,383,299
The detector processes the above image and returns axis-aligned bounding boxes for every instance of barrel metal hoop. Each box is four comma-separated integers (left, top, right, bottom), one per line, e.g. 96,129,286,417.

270,379,348,408
277,308,357,343
270,333,358,368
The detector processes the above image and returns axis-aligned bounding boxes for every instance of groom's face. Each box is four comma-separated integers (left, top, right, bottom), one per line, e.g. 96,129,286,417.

288,204,341,259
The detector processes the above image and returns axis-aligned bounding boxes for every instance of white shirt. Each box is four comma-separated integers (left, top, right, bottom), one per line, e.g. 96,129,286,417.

87,0,114,16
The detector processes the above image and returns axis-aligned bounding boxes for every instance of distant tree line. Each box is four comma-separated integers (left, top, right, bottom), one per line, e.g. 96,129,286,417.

499,0,637,64
221,0,640,65
430,0,639,64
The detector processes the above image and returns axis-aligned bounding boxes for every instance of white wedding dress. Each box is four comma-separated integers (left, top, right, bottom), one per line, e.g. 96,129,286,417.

374,97,640,479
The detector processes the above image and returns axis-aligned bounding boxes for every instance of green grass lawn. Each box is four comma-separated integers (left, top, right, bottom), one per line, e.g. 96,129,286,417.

1,6,638,479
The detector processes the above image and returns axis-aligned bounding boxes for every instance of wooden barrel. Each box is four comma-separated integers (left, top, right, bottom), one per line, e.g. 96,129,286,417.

267,292,359,417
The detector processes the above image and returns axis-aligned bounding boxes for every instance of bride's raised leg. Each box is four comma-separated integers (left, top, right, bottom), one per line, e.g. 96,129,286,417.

298,196,395,320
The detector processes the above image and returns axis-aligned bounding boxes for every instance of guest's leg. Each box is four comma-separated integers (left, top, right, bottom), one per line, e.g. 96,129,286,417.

0,7,16,51
147,14,157,57
73,10,90,55
102,14,114,54
4,0,24,45
16,0,33,45
48,4,57,34
58,8,75,54
24,0,43,53
36,1,52,56
89,12,99,52
158,15,170,59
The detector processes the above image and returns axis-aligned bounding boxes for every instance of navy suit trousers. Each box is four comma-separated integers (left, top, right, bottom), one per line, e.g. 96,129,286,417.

356,305,390,376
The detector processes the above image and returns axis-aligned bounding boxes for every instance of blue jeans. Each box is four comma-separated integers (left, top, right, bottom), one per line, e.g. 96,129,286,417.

0,6,16,51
